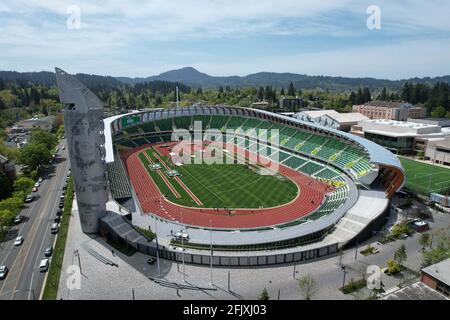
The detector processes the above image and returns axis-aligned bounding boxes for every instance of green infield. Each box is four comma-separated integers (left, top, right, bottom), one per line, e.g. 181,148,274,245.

139,148,299,209
399,157,450,194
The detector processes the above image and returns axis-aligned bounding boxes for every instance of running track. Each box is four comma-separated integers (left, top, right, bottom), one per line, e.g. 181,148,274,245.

121,142,330,229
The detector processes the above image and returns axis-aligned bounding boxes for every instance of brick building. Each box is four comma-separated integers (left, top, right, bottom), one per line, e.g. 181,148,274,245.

353,101,426,121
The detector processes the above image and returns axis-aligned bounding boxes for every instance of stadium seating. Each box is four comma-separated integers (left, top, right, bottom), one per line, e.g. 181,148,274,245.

226,117,248,130
107,156,132,201
282,156,307,170
155,118,174,132
298,161,323,176
192,115,211,130
209,115,230,131
174,116,192,129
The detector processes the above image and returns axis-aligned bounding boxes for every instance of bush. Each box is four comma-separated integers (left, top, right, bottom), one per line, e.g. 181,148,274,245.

386,259,401,275
341,278,366,294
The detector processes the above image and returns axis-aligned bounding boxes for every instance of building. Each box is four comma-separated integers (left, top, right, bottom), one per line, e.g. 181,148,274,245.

0,154,16,181
294,110,369,132
352,119,450,155
8,115,55,134
279,97,303,112
425,137,450,165
353,101,426,121
381,281,448,300
421,258,450,298
408,118,450,128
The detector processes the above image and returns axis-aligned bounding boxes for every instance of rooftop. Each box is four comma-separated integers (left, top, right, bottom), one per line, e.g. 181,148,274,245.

381,282,448,300
362,119,439,129
421,258,450,285
358,100,415,109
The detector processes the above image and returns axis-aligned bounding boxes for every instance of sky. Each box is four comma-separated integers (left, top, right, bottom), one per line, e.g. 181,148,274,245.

1,0,450,80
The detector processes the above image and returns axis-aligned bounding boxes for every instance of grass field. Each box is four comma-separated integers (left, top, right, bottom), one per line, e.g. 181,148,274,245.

139,148,299,209
399,157,450,194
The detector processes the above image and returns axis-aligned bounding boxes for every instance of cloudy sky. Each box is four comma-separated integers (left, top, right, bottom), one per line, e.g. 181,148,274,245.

1,0,449,79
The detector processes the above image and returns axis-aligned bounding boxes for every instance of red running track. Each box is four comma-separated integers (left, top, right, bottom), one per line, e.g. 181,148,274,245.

121,142,330,229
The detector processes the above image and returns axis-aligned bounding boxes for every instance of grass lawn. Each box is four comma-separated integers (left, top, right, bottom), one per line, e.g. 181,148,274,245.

139,148,298,209
42,177,74,300
399,157,450,194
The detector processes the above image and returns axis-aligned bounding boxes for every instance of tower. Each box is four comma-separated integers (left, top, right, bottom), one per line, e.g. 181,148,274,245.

55,68,108,233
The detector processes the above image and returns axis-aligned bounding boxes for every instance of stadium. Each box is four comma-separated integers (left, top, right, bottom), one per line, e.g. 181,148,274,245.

98,105,406,266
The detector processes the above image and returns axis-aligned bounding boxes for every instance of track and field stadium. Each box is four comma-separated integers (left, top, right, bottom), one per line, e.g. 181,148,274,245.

101,106,405,264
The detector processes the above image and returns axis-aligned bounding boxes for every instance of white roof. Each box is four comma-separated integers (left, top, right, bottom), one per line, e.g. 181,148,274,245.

300,110,369,124
422,258,450,285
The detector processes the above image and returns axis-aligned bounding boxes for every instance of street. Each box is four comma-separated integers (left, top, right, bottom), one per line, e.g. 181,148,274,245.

0,141,70,300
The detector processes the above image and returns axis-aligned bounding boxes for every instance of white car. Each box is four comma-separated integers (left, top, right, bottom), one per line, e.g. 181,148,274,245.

0,266,8,280
14,236,24,246
34,182,40,187
38,177,43,183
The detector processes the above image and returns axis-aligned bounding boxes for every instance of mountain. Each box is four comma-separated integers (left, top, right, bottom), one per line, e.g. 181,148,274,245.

118,67,450,91
2,68,450,91
0,71,123,88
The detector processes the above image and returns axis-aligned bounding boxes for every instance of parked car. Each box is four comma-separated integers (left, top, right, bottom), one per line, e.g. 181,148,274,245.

44,247,53,257
32,186,38,192
38,177,43,183
39,259,49,272
25,194,34,203
56,209,63,216
0,266,8,280
13,216,23,224
14,236,24,246
59,202,64,209
51,223,59,234
34,182,40,188
54,216,61,223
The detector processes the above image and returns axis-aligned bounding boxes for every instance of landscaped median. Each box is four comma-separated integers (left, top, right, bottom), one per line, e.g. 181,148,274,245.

42,176,74,300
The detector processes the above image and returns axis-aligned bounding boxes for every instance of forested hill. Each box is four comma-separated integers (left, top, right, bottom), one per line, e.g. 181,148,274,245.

2,68,450,91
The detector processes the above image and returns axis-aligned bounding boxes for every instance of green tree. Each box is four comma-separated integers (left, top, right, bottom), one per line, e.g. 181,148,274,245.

29,128,57,151
0,209,14,232
18,143,51,171
13,176,35,194
258,287,270,300
431,105,446,118
287,82,296,96
0,196,24,215
418,233,431,250
386,259,401,275
394,244,407,265
298,274,318,300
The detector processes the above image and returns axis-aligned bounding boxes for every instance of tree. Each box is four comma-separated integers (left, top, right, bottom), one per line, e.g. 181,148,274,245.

13,176,35,194
287,82,296,96
258,287,270,300
418,233,431,250
56,125,65,140
298,274,318,300
394,244,407,265
386,259,401,275
18,143,51,171
431,105,446,118
29,129,57,151
0,170,12,200
0,209,14,232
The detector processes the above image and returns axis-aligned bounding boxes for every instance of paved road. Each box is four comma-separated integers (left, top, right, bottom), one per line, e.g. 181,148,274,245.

0,141,70,300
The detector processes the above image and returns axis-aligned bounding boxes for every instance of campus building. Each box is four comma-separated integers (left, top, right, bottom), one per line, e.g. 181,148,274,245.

421,258,450,298
351,119,450,155
425,137,450,166
294,110,369,132
353,101,426,121
279,97,303,112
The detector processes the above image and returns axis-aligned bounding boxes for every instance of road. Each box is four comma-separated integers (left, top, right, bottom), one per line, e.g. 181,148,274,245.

0,141,70,300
